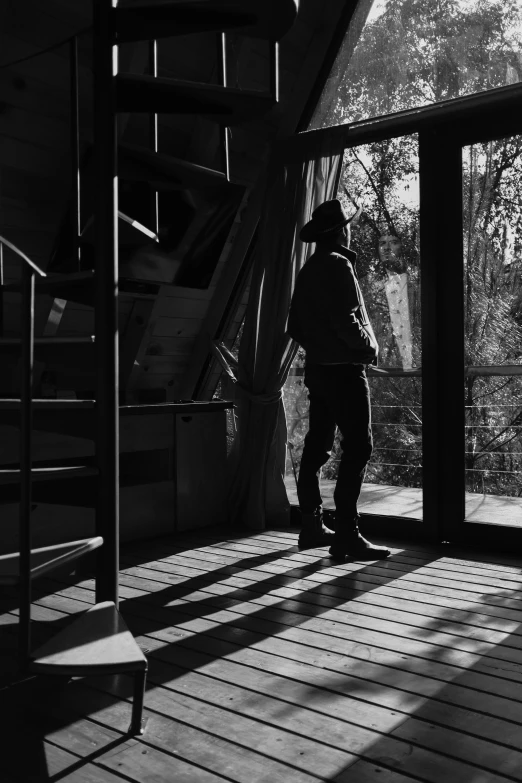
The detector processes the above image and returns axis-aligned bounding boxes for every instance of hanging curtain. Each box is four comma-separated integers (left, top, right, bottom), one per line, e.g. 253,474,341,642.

226,137,343,529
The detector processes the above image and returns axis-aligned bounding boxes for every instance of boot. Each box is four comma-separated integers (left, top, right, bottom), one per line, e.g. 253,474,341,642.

298,507,335,550
329,516,390,561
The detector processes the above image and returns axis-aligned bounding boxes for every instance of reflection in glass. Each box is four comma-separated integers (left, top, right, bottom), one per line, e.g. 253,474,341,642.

342,137,421,370
311,0,522,130
463,135,522,522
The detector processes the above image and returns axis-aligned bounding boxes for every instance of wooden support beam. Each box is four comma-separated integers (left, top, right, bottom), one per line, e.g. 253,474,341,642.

420,129,465,544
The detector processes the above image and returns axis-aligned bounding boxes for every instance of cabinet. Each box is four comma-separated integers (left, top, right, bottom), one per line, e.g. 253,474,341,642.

174,407,229,531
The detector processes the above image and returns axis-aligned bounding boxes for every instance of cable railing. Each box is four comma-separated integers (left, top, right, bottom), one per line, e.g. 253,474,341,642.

284,373,522,498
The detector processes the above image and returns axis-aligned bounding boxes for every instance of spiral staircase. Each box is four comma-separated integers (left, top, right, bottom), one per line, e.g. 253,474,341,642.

0,0,299,734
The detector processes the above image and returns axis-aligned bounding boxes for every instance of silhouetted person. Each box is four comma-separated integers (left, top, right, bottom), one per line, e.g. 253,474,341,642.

287,199,390,560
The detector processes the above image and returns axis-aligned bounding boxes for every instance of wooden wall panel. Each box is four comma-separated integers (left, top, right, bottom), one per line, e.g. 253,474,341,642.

153,296,209,320
125,286,212,398
153,316,205,338
145,336,196,357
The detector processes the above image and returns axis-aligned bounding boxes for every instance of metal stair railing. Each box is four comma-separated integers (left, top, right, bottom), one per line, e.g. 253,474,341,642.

0,236,46,659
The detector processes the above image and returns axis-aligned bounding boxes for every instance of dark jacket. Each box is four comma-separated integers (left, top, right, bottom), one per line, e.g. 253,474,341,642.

287,244,378,365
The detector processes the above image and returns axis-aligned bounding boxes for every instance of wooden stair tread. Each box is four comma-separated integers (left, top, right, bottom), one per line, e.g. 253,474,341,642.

116,75,276,124
119,144,228,190
0,399,95,409
0,465,98,485
0,336,95,346
114,0,298,42
30,600,147,675
0,536,103,585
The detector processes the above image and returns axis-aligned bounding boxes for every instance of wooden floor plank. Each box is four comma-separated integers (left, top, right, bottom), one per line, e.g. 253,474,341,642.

199,527,522,574
39,575,522,700
28,581,522,715
111,557,522,665
125,537,522,626
3,528,522,783
1,648,310,783
121,551,522,632
126,532,522,601
198,538,522,596
118,548,522,640
264,528,522,572
80,651,520,783
17,577,522,774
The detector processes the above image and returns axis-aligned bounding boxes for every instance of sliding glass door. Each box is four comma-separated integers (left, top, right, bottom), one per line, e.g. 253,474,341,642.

462,135,522,531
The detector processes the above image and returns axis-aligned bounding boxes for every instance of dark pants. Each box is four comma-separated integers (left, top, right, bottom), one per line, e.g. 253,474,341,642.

296,363,373,528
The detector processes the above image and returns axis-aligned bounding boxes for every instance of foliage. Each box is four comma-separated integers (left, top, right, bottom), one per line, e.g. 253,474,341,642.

312,0,522,128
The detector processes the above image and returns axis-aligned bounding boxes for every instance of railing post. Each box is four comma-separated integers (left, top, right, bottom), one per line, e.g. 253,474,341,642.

217,33,230,181
93,0,119,606
19,263,35,662
70,35,81,271
148,39,159,235
269,41,279,103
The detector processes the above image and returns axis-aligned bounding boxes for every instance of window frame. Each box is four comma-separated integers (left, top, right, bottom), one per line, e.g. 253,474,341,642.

277,81,522,550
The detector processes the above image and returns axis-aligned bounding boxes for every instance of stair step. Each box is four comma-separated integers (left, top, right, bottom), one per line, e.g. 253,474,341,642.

0,536,103,585
0,399,95,410
3,272,160,307
0,465,98,486
116,75,276,124
0,336,95,346
113,0,298,43
119,144,228,190
30,600,147,675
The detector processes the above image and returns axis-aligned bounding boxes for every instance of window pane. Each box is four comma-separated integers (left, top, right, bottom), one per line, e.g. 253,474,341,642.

344,136,420,369
463,135,522,524
284,134,422,521
310,0,522,130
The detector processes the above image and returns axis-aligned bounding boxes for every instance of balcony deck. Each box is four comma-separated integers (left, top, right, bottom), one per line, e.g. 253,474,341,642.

2,526,522,782
285,477,522,527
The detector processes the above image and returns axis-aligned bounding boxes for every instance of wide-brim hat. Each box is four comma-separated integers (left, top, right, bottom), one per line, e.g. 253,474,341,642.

299,198,354,243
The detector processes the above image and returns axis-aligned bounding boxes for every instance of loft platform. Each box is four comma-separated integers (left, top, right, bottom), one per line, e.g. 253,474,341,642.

116,75,277,124
0,536,103,586
113,0,299,43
